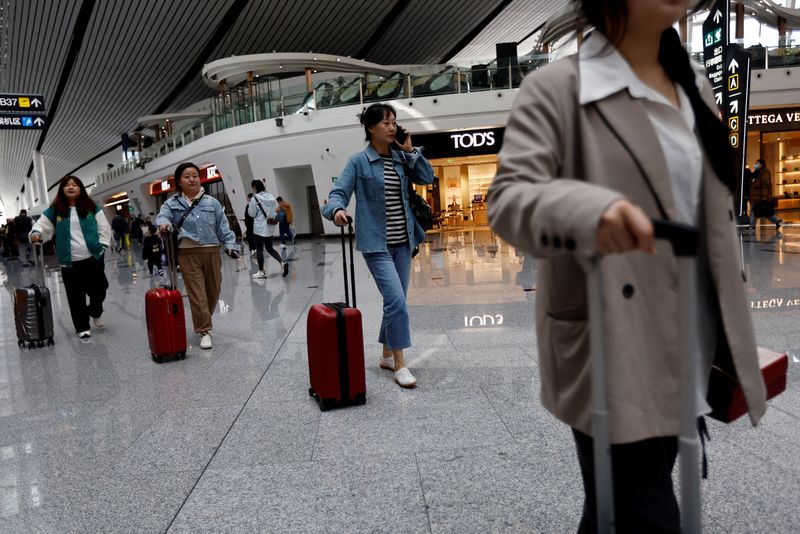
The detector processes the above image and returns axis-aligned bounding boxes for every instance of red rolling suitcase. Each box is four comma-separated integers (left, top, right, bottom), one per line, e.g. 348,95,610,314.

145,230,186,363
307,219,366,411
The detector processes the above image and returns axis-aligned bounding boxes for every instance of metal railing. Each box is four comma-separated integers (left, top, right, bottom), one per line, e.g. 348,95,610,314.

97,55,550,186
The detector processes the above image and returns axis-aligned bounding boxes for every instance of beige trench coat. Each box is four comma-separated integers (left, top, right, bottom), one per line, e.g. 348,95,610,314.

488,57,767,444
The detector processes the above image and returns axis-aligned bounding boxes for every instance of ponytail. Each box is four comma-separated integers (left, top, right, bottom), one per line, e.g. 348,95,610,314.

658,28,736,194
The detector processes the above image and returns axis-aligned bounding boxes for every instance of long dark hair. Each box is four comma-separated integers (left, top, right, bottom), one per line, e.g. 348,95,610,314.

577,1,736,193
359,103,396,141
52,175,96,218
173,162,201,193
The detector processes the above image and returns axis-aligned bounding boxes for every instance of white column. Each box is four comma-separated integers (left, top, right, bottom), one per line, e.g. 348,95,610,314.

32,150,48,206
25,177,35,209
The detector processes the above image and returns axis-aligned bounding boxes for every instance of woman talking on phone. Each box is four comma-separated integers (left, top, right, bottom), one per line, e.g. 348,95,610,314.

322,103,434,388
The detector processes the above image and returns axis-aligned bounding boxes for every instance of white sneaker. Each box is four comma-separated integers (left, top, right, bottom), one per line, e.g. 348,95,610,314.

394,367,417,388
280,244,287,249
78,330,91,339
93,316,104,328
379,356,395,371
252,271,267,279
199,332,212,349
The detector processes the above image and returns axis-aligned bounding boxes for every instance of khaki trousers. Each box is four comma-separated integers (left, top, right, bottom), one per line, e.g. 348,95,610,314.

179,246,222,333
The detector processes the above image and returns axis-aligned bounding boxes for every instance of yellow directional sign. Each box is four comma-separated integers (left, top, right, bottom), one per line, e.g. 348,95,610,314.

728,74,739,91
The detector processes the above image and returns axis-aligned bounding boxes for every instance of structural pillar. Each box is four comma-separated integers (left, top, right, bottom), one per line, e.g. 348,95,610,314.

778,16,787,48
32,150,48,206
25,177,35,209
576,18,585,48
735,2,745,42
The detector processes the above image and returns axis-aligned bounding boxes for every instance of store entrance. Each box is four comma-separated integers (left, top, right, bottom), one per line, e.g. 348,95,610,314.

423,154,496,232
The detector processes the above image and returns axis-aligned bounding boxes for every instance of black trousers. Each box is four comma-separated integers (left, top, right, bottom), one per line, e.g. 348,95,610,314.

254,235,282,270
61,255,109,333
572,428,680,534
146,257,162,274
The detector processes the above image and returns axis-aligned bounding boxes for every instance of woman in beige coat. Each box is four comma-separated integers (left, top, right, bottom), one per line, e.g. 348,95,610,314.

488,1,767,531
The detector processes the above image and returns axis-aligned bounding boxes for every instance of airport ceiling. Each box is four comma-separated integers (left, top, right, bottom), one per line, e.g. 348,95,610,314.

0,0,569,208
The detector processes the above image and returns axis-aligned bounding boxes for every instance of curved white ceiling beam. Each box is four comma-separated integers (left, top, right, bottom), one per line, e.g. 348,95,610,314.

202,53,397,89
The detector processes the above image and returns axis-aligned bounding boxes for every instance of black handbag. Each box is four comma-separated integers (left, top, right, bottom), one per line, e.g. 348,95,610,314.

405,167,433,231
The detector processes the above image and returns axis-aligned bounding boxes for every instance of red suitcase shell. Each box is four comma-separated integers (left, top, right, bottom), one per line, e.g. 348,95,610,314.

145,229,186,363
145,287,187,363
708,347,789,423
307,302,366,410
307,219,366,410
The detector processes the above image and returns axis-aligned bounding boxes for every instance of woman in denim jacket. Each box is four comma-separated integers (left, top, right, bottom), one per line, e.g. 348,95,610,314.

322,103,434,388
157,162,240,350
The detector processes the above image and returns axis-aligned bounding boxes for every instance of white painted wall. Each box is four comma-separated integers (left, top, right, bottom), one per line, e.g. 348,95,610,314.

750,68,800,107
273,166,314,234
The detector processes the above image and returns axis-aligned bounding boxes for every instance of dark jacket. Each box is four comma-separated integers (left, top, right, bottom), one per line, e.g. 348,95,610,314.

749,166,773,203
142,234,162,261
111,214,129,234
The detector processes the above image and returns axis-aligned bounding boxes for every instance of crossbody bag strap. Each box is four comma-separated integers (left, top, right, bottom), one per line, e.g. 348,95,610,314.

253,195,270,220
174,193,203,232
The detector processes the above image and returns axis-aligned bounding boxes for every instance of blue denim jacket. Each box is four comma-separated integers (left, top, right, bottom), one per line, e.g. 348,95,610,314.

322,145,434,253
156,193,239,252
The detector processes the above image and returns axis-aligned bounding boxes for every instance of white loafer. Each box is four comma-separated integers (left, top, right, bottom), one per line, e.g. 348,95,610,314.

379,356,395,371
394,367,417,388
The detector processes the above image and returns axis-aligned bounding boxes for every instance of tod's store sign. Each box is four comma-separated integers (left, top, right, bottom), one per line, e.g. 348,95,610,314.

413,127,505,159
747,107,800,132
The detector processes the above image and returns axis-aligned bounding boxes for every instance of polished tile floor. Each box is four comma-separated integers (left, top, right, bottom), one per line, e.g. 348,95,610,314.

0,226,797,533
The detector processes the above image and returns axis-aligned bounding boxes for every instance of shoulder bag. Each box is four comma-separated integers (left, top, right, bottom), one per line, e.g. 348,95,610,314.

253,195,278,225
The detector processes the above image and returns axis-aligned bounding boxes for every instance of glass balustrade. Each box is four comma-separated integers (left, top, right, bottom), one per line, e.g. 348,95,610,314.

97,56,552,185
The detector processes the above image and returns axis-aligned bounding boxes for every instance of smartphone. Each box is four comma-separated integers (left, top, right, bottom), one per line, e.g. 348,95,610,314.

395,125,408,144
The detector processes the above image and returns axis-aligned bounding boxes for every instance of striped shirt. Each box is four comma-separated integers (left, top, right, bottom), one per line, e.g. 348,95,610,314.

382,156,408,245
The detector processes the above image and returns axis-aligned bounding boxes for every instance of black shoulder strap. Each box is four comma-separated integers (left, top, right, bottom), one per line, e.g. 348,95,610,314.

253,195,270,220
175,193,203,231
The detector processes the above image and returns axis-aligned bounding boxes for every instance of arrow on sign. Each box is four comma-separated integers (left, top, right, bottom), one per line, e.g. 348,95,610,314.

729,99,739,114
713,9,722,23
728,58,739,72
30,98,42,108
33,117,45,127
715,92,723,105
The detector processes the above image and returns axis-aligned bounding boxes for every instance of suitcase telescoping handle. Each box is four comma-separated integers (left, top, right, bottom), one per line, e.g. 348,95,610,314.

32,242,47,288
340,216,356,308
163,228,179,291
589,219,701,534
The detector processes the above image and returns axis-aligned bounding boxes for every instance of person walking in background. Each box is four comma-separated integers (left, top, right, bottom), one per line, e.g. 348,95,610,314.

749,158,783,231
131,214,146,244
275,196,295,248
142,224,163,276
14,209,33,266
29,176,111,339
244,193,256,257
157,162,240,350
322,103,434,388
247,180,289,279
487,1,768,531
111,211,129,251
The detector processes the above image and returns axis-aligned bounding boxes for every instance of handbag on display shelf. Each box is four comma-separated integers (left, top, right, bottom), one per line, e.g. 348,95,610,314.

707,347,789,423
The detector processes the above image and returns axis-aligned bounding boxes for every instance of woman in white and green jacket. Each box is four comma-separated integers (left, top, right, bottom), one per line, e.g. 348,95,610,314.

30,175,111,339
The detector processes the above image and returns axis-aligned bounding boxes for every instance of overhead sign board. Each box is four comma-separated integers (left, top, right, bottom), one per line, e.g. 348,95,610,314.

0,114,47,130
413,127,505,159
0,93,46,113
746,106,800,131
702,0,729,111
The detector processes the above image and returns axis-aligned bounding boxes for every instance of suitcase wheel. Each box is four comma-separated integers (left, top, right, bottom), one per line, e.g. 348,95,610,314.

28,342,35,350
308,388,315,398
37,341,44,348
18,340,24,347
47,338,54,346
151,353,164,364
177,351,186,360
353,393,366,405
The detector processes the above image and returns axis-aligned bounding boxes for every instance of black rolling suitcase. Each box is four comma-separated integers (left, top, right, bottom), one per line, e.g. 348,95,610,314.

14,243,55,349
589,221,702,533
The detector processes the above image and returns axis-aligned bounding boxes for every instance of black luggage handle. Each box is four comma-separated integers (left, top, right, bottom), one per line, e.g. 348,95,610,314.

652,220,698,257
340,216,356,308
162,229,179,290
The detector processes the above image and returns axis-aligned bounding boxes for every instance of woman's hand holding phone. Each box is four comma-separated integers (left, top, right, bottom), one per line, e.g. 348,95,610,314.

394,125,413,153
